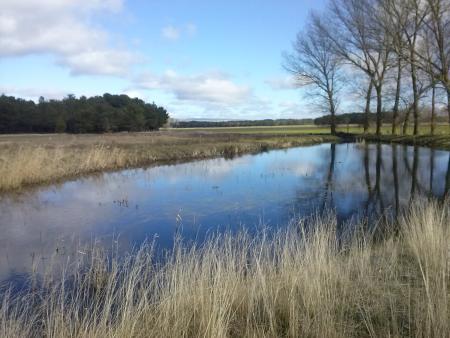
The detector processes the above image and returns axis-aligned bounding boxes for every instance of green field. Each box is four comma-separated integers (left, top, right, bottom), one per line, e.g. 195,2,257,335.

166,123,450,135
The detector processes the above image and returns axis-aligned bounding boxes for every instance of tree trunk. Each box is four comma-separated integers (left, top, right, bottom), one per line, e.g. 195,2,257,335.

447,87,450,126
364,81,373,134
392,59,401,135
431,83,436,135
403,106,411,135
328,90,337,135
375,84,382,136
410,57,419,136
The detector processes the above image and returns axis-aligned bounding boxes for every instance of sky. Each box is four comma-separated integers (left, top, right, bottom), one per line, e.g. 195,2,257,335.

0,0,329,120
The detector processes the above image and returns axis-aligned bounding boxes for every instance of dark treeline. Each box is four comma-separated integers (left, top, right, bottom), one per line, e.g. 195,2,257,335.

0,94,169,134
173,112,447,129
172,118,314,128
314,111,448,126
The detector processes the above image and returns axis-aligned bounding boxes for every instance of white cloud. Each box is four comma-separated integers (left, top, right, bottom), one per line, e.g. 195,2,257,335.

0,0,138,76
161,25,180,41
161,23,197,41
128,70,282,119
61,50,138,76
265,76,298,90
135,70,251,104
0,85,71,101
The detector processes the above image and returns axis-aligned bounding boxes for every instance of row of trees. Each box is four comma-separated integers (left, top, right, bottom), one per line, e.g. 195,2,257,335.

0,94,169,133
172,118,314,128
314,110,448,125
284,0,450,135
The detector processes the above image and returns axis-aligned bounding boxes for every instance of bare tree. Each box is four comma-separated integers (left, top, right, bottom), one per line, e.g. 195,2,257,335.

321,0,391,135
380,0,408,134
284,15,343,135
423,0,450,124
383,0,429,135
391,58,404,134
421,27,441,134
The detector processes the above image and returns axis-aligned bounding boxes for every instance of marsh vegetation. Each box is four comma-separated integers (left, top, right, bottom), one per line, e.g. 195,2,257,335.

0,199,449,337
0,131,339,191
1,125,450,192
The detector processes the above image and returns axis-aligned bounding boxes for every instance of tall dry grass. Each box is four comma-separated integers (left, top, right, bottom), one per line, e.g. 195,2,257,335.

0,132,336,191
0,199,448,337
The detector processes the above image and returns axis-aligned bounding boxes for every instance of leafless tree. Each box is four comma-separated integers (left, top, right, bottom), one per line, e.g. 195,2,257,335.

379,0,408,134
420,27,441,133
422,0,450,123
283,15,343,135
321,0,391,135
286,0,448,132
382,0,429,135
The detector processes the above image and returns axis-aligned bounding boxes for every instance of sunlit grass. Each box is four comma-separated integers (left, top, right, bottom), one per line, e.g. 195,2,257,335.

167,123,450,135
0,124,448,191
0,131,338,191
0,199,448,337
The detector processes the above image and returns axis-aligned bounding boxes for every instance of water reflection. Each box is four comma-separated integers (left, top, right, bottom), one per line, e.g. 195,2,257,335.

0,143,448,283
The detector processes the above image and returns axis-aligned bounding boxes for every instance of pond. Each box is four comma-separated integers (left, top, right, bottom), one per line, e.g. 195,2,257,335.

0,142,449,285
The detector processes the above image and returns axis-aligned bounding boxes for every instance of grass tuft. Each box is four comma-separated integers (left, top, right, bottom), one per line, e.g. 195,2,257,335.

0,199,448,337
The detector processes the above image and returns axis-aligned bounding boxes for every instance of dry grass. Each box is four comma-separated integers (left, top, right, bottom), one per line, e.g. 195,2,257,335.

0,199,449,337
1,125,448,191
0,131,338,191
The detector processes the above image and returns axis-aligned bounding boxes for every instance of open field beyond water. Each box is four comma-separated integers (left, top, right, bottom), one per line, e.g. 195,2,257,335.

167,123,450,135
0,130,338,191
1,124,450,192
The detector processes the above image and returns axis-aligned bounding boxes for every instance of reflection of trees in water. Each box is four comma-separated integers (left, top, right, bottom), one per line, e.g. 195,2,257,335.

392,144,399,215
410,146,419,199
401,145,442,199
375,143,385,213
364,143,372,217
446,154,450,198
429,149,435,198
322,143,336,212
363,143,384,218
289,143,449,223
371,144,449,214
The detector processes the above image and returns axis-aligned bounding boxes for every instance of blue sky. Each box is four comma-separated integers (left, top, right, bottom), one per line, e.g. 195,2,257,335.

0,0,328,119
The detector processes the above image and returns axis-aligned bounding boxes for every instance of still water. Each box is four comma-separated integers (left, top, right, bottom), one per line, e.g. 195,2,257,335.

0,143,449,283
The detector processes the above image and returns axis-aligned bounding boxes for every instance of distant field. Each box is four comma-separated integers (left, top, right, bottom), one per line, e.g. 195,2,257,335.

166,123,450,135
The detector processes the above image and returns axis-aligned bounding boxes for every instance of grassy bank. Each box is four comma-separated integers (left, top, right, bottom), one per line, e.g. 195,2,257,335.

1,123,448,192
1,199,448,337
359,133,450,150
0,131,338,192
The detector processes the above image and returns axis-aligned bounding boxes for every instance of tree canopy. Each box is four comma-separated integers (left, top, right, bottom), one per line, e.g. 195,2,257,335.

0,94,169,134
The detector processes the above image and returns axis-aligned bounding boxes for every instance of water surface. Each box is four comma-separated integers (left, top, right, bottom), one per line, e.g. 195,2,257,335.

0,143,449,283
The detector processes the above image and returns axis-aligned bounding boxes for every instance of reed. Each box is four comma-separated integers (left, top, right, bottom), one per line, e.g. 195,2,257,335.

0,132,337,191
0,199,448,337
